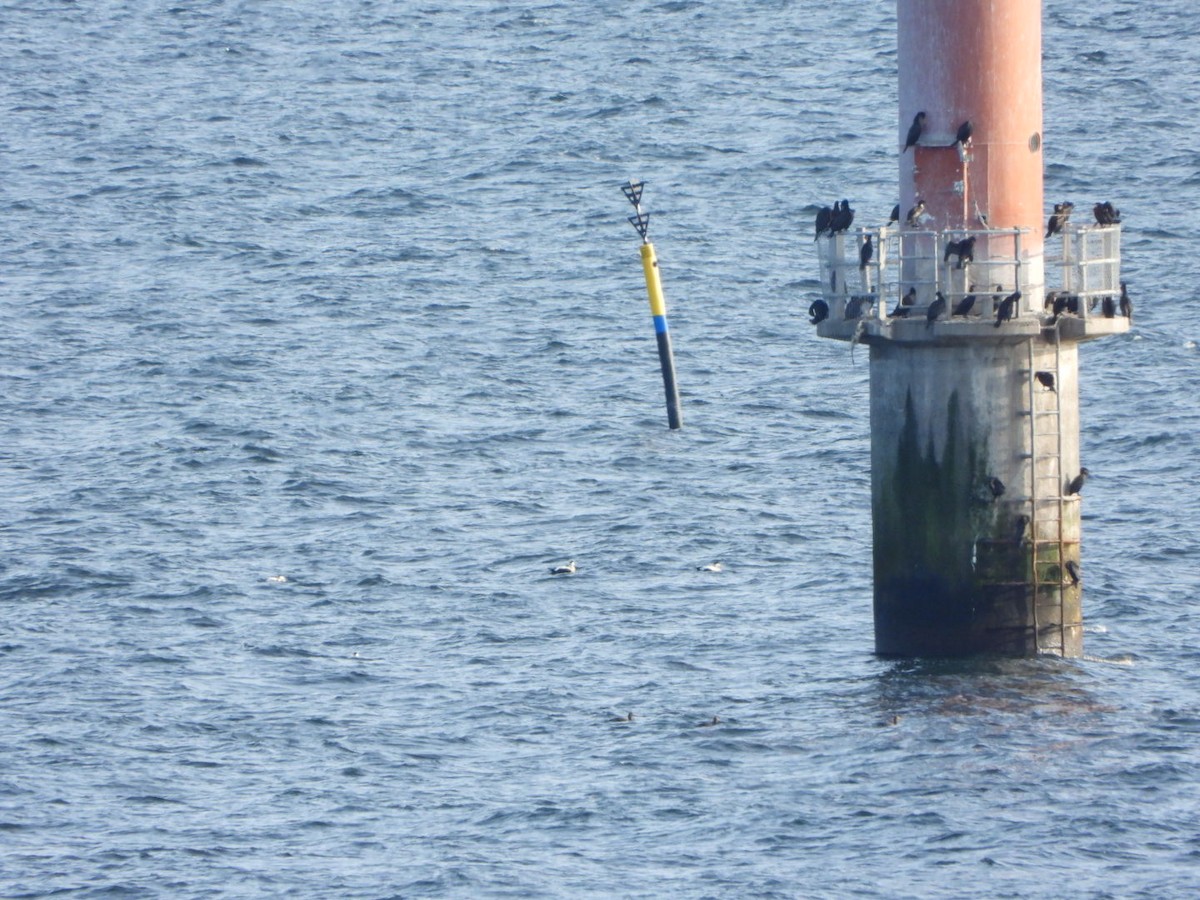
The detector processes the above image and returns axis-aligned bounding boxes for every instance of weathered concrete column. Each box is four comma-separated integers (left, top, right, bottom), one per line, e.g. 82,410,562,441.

869,337,1081,657
812,0,1127,657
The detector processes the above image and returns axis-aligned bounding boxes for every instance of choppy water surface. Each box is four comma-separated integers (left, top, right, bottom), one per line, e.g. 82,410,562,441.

3,1,1200,896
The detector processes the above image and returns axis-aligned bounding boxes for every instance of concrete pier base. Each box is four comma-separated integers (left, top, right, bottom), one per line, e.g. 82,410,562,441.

868,335,1082,657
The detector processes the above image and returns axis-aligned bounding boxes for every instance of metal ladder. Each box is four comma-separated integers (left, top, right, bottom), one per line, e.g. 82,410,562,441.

1025,333,1068,654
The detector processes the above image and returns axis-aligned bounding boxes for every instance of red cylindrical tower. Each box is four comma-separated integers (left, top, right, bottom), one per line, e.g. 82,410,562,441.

899,0,1044,287
812,0,1129,658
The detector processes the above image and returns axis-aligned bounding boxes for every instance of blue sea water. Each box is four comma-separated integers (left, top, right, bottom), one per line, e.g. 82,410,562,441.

3,0,1200,896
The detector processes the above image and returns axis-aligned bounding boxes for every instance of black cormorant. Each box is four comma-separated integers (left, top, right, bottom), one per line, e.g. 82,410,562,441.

994,290,1020,327
859,234,873,269
955,235,975,268
1014,514,1030,543
831,199,855,233
1045,201,1074,238
814,205,833,240
1093,201,1121,225
1034,371,1056,392
903,111,926,152
888,294,912,318
926,292,946,328
1066,468,1090,496
808,299,829,325
1119,282,1133,321
952,288,977,317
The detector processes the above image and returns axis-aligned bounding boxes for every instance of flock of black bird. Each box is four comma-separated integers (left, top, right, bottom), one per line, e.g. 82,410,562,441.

1045,198,1122,236
813,199,856,240
810,192,1131,328
812,113,1129,334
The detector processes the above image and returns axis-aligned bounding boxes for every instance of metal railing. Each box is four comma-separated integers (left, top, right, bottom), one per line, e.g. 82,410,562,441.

815,222,1121,323
816,226,1033,321
1047,223,1122,319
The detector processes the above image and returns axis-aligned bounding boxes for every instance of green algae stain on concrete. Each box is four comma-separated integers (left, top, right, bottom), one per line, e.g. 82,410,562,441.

873,388,1013,654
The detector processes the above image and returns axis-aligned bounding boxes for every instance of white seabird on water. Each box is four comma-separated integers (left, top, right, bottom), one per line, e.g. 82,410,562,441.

549,560,576,575
696,562,723,573
267,575,289,584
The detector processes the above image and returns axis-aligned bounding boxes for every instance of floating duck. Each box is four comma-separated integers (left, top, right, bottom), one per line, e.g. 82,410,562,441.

549,560,576,575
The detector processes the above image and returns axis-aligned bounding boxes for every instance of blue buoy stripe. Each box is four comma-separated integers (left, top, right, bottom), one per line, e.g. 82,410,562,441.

653,314,669,334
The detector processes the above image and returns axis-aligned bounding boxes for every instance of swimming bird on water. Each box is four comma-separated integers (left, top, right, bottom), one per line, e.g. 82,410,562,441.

613,712,634,723
698,716,721,727
808,298,829,324
994,290,1020,327
903,111,926,152
1066,468,1090,496
697,562,723,573
550,560,577,575
1034,371,1056,392
1119,282,1133,322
